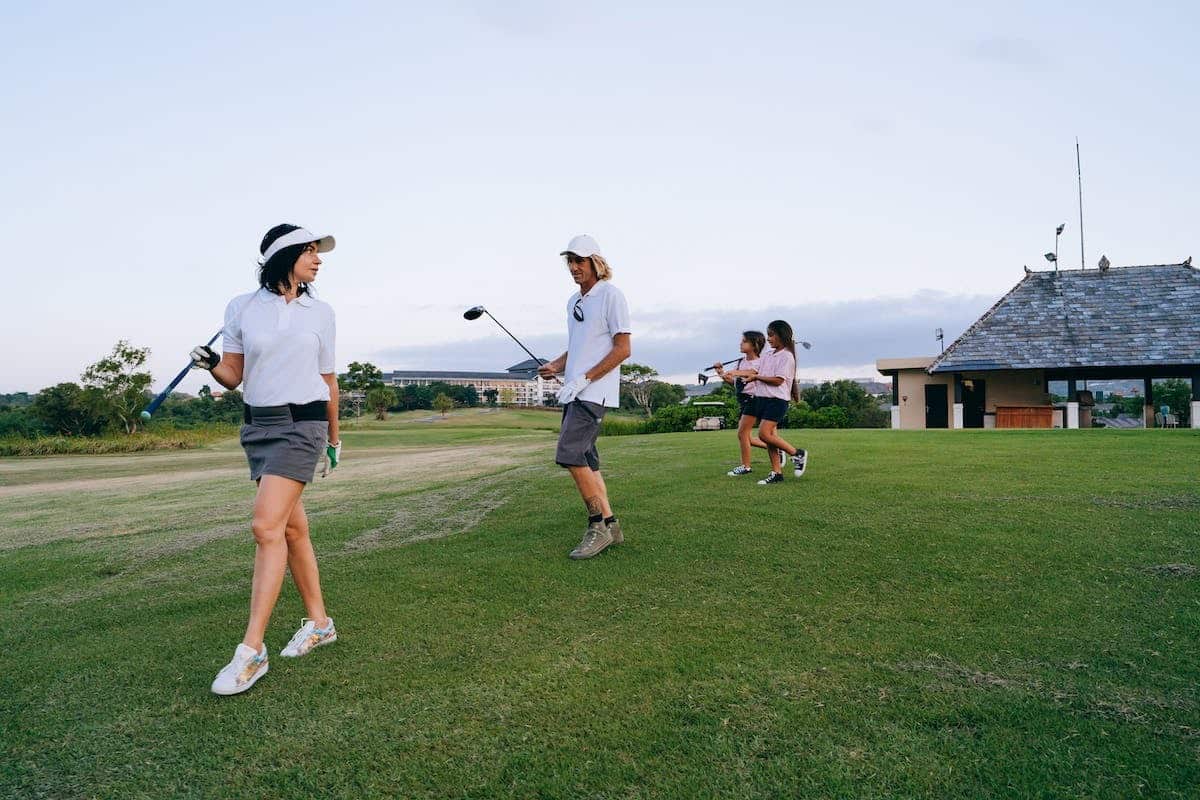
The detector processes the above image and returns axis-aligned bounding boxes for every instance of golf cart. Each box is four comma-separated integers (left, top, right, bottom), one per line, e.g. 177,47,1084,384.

691,401,726,431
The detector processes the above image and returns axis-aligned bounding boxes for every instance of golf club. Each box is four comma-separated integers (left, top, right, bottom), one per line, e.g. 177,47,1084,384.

141,329,222,420
697,358,742,386
463,305,548,370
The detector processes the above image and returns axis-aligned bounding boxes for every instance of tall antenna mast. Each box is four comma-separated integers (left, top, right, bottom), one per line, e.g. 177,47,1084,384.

1076,138,1085,269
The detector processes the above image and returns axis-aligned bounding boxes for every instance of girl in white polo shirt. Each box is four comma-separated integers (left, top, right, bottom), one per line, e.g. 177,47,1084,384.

190,223,342,695
743,319,808,485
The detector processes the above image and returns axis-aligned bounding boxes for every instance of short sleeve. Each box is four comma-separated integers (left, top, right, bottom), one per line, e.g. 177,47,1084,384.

222,296,245,354
781,350,796,382
605,286,632,336
318,306,336,374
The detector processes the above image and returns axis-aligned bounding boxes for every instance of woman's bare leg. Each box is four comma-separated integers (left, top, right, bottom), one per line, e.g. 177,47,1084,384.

284,499,329,625
242,475,306,651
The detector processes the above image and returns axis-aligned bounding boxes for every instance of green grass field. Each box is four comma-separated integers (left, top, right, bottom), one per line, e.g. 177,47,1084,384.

2,413,1198,798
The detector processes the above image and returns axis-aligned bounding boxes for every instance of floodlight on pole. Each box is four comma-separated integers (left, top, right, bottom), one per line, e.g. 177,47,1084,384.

1053,223,1065,271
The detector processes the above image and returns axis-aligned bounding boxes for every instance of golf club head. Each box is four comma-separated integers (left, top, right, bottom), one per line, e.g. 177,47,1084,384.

800,341,813,350
463,305,485,321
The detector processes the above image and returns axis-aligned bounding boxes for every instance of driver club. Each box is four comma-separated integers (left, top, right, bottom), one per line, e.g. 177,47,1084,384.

463,305,547,369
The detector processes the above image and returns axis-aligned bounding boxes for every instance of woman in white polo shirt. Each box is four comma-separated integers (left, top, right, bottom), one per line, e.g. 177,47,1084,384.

190,223,342,695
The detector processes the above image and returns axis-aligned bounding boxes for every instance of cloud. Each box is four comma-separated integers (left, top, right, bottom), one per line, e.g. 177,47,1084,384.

457,0,563,36
370,289,995,378
964,36,1049,68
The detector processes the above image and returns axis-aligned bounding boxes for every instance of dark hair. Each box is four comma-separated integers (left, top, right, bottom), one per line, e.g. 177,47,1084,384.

258,223,312,297
767,320,801,401
742,330,765,357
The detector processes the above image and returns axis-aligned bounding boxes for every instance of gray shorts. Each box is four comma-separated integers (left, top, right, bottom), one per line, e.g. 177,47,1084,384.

240,409,327,484
556,400,607,471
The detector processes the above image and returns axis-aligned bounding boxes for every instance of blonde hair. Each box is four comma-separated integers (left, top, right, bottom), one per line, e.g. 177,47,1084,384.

565,253,613,280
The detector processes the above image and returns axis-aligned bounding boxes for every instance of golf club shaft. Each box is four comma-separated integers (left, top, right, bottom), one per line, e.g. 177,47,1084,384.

701,358,742,374
484,311,545,367
143,330,222,418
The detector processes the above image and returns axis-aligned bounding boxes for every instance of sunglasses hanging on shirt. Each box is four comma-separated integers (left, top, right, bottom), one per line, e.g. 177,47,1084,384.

573,298,584,322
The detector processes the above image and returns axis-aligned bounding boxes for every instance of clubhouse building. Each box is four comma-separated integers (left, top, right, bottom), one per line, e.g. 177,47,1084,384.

382,359,561,406
877,261,1200,429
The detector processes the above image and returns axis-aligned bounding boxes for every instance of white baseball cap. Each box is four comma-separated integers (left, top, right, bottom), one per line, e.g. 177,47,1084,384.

560,234,602,258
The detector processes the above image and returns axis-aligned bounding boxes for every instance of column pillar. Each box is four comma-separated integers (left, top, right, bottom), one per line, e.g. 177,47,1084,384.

1191,373,1200,429
1066,402,1080,429
1144,377,1155,428
952,375,964,429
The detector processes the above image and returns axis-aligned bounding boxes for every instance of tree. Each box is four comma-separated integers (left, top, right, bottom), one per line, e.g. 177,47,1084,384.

433,392,455,417
342,362,384,419
343,361,384,393
366,386,398,420
498,387,516,406
31,382,108,436
648,381,686,412
215,389,244,424
800,380,889,428
620,363,659,416
1155,378,1191,422
80,340,153,434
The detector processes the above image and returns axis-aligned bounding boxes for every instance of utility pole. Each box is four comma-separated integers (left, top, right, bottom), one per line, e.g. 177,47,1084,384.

1076,138,1086,269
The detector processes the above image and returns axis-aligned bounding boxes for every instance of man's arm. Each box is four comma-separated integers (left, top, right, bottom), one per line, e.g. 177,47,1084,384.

537,351,568,379
583,333,631,382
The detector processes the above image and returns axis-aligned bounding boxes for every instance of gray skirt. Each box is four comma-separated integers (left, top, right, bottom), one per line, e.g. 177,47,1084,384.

240,410,327,484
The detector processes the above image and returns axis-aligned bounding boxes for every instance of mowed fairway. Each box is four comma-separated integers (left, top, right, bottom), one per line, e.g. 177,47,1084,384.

2,412,1198,799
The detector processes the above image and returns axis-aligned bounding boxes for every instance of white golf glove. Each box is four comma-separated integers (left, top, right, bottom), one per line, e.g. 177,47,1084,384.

321,440,342,477
556,376,591,405
190,345,220,371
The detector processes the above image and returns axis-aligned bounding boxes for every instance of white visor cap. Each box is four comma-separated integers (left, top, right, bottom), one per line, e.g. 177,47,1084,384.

560,234,602,259
259,227,336,265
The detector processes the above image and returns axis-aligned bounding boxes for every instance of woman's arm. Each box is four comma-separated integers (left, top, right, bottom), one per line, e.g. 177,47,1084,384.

322,373,340,443
210,353,244,390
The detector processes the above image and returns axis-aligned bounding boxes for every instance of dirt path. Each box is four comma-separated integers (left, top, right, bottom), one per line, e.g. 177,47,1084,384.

0,440,547,500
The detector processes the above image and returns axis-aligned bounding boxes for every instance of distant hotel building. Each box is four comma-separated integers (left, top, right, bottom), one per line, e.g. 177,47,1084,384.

382,359,562,407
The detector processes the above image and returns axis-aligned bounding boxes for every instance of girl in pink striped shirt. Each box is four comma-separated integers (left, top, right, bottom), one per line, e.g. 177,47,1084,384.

742,320,808,485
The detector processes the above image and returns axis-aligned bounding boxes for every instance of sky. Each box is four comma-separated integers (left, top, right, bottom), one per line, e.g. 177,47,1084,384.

2,1,1197,394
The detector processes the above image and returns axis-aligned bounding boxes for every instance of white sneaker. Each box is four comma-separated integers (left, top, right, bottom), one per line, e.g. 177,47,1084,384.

792,449,808,478
280,617,337,658
727,465,752,476
211,643,268,696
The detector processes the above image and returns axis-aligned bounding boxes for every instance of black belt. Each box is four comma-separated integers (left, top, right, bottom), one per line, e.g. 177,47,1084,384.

244,400,328,424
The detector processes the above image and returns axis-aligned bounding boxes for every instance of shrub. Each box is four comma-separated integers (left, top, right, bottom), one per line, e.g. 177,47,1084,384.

645,399,740,433
0,408,46,438
785,405,849,429
0,425,237,456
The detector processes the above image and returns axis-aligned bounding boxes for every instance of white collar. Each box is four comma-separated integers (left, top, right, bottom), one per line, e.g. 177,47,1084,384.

256,287,315,307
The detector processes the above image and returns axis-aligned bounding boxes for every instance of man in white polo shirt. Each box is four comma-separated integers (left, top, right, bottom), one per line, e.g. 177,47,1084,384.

538,234,632,560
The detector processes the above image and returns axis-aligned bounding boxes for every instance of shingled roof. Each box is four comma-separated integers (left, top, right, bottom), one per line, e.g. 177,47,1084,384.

929,262,1200,373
